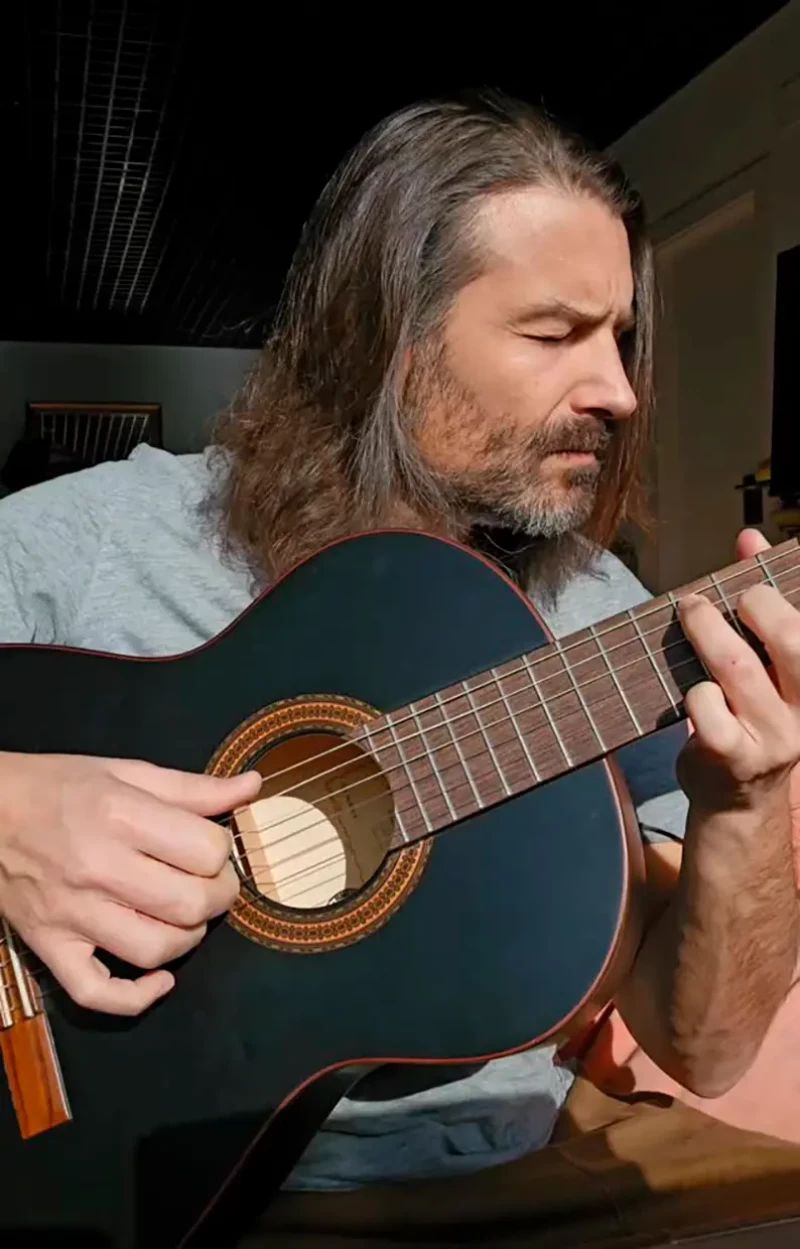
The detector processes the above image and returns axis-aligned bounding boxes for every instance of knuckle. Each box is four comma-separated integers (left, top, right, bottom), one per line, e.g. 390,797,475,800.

739,584,769,611
138,925,185,969
200,824,232,876
68,979,104,1012
172,886,212,929
207,867,240,919
64,841,104,890
135,940,166,971
131,939,160,969
142,922,205,968
684,679,715,708
92,782,134,834
169,922,207,959
776,738,800,771
221,865,240,909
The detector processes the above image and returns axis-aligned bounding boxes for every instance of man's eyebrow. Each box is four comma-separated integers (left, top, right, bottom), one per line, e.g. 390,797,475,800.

510,299,636,332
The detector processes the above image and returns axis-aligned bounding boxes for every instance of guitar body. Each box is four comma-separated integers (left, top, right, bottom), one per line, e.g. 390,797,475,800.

0,531,641,1248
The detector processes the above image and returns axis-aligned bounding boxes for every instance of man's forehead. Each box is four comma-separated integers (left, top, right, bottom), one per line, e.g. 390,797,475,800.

473,186,635,317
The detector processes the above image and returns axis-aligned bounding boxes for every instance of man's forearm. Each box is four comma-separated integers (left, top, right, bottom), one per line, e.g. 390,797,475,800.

617,791,799,1098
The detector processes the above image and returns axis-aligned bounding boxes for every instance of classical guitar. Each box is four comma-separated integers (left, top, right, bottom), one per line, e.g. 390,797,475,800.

0,529,796,1249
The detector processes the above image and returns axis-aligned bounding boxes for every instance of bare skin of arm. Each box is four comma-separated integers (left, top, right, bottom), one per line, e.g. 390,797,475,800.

617,528,800,1100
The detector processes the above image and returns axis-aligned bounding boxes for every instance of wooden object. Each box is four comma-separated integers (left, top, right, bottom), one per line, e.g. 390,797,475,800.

0,922,70,1138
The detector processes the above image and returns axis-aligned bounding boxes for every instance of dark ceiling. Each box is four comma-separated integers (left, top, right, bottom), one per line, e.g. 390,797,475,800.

1,1,790,349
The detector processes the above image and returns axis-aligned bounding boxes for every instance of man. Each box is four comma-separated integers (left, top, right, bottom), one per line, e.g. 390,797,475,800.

1,92,800,1243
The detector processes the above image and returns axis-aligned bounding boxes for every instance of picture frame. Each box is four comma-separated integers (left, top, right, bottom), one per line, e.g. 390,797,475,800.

24,401,163,468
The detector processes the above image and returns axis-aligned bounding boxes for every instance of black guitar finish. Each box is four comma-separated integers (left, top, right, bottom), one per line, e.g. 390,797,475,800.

0,532,632,1248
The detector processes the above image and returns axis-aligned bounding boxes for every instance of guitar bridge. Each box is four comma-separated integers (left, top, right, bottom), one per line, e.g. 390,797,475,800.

0,920,71,1138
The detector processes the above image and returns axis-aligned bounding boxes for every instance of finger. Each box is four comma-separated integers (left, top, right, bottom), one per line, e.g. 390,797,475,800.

112,785,236,877
38,933,174,1017
203,860,240,918
735,527,771,562
79,900,207,970
684,680,745,758
98,847,240,928
108,759,262,816
679,593,783,727
736,584,800,706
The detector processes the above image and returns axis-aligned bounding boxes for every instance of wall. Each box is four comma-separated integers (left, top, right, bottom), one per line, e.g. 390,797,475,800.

0,341,259,472
610,0,800,592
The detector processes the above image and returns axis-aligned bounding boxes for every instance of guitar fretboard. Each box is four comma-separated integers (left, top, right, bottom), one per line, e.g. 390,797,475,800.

353,539,800,845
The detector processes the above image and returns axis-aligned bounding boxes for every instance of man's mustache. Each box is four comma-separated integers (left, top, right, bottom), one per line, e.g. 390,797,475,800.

525,418,612,459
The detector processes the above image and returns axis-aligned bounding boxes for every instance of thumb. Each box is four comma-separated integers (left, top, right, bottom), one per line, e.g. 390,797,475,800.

41,934,175,1017
109,759,262,816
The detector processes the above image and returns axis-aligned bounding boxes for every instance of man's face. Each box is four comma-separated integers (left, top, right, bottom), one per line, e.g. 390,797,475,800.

411,187,638,538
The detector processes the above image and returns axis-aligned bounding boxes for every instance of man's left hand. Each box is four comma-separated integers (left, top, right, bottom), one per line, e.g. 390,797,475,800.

676,528,800,815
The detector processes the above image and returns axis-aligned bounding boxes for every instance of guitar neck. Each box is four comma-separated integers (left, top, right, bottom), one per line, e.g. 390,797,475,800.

355,537,800,847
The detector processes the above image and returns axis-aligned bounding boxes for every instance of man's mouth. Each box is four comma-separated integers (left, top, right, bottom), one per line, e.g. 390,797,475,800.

544,448,601,464
534,420,611,463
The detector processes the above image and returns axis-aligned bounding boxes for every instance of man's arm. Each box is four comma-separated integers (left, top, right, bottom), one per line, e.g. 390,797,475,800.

617,803,799,1098
0,472,262,1016
615,534,800,1101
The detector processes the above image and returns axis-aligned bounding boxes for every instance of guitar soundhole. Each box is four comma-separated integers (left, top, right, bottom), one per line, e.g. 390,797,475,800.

231,733,395,910
208,694,430,951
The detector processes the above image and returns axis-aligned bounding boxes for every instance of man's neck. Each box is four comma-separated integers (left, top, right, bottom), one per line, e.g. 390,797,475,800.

382,498,469,545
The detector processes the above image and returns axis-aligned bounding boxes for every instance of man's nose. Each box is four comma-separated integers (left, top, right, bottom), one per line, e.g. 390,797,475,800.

571,336,638,422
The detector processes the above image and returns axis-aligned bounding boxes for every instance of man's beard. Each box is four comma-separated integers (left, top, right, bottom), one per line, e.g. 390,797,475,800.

406,346,613,542
442,415,612,540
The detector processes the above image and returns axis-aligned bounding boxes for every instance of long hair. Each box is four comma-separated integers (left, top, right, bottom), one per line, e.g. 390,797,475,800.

212,91,655,590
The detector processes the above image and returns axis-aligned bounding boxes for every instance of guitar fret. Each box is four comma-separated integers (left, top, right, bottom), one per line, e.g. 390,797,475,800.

394,807,411,844
0,966,12,1029
492,667,540,783
756,551,778,589
667,589,710,683
708,572,745,636
589,623,642,735
409,703,458,822
627,607,679,712
385,720,433,834
434,691,485,811
522,652,573,767
462,681,512,797
552,636,606,751
1,921,35,1020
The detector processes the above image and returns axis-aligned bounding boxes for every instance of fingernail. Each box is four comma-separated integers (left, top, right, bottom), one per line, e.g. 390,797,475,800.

678,593,705,611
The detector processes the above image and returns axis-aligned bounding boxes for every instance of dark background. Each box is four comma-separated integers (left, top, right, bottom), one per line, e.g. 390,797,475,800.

0,1,790,350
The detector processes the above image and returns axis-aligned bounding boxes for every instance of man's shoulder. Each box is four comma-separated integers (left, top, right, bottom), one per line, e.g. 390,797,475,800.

535,544,651,638
0,445,232,647
0,445,213,534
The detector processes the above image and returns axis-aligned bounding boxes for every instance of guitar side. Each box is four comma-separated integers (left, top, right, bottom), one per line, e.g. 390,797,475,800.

0,531,640,1248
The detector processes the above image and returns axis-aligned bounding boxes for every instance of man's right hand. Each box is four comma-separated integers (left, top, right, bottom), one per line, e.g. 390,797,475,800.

0,752,261,1016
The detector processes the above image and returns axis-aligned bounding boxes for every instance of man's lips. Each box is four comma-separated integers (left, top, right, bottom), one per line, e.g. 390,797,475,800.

544,449,600,461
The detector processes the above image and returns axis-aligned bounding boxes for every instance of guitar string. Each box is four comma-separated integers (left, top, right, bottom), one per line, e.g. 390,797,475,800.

0,548,786,976
4,564,796,939
0,548,796,990
0,597,714,996
226,566,794,850
226,545,798,799
228,562,800,898
223,639,743,902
